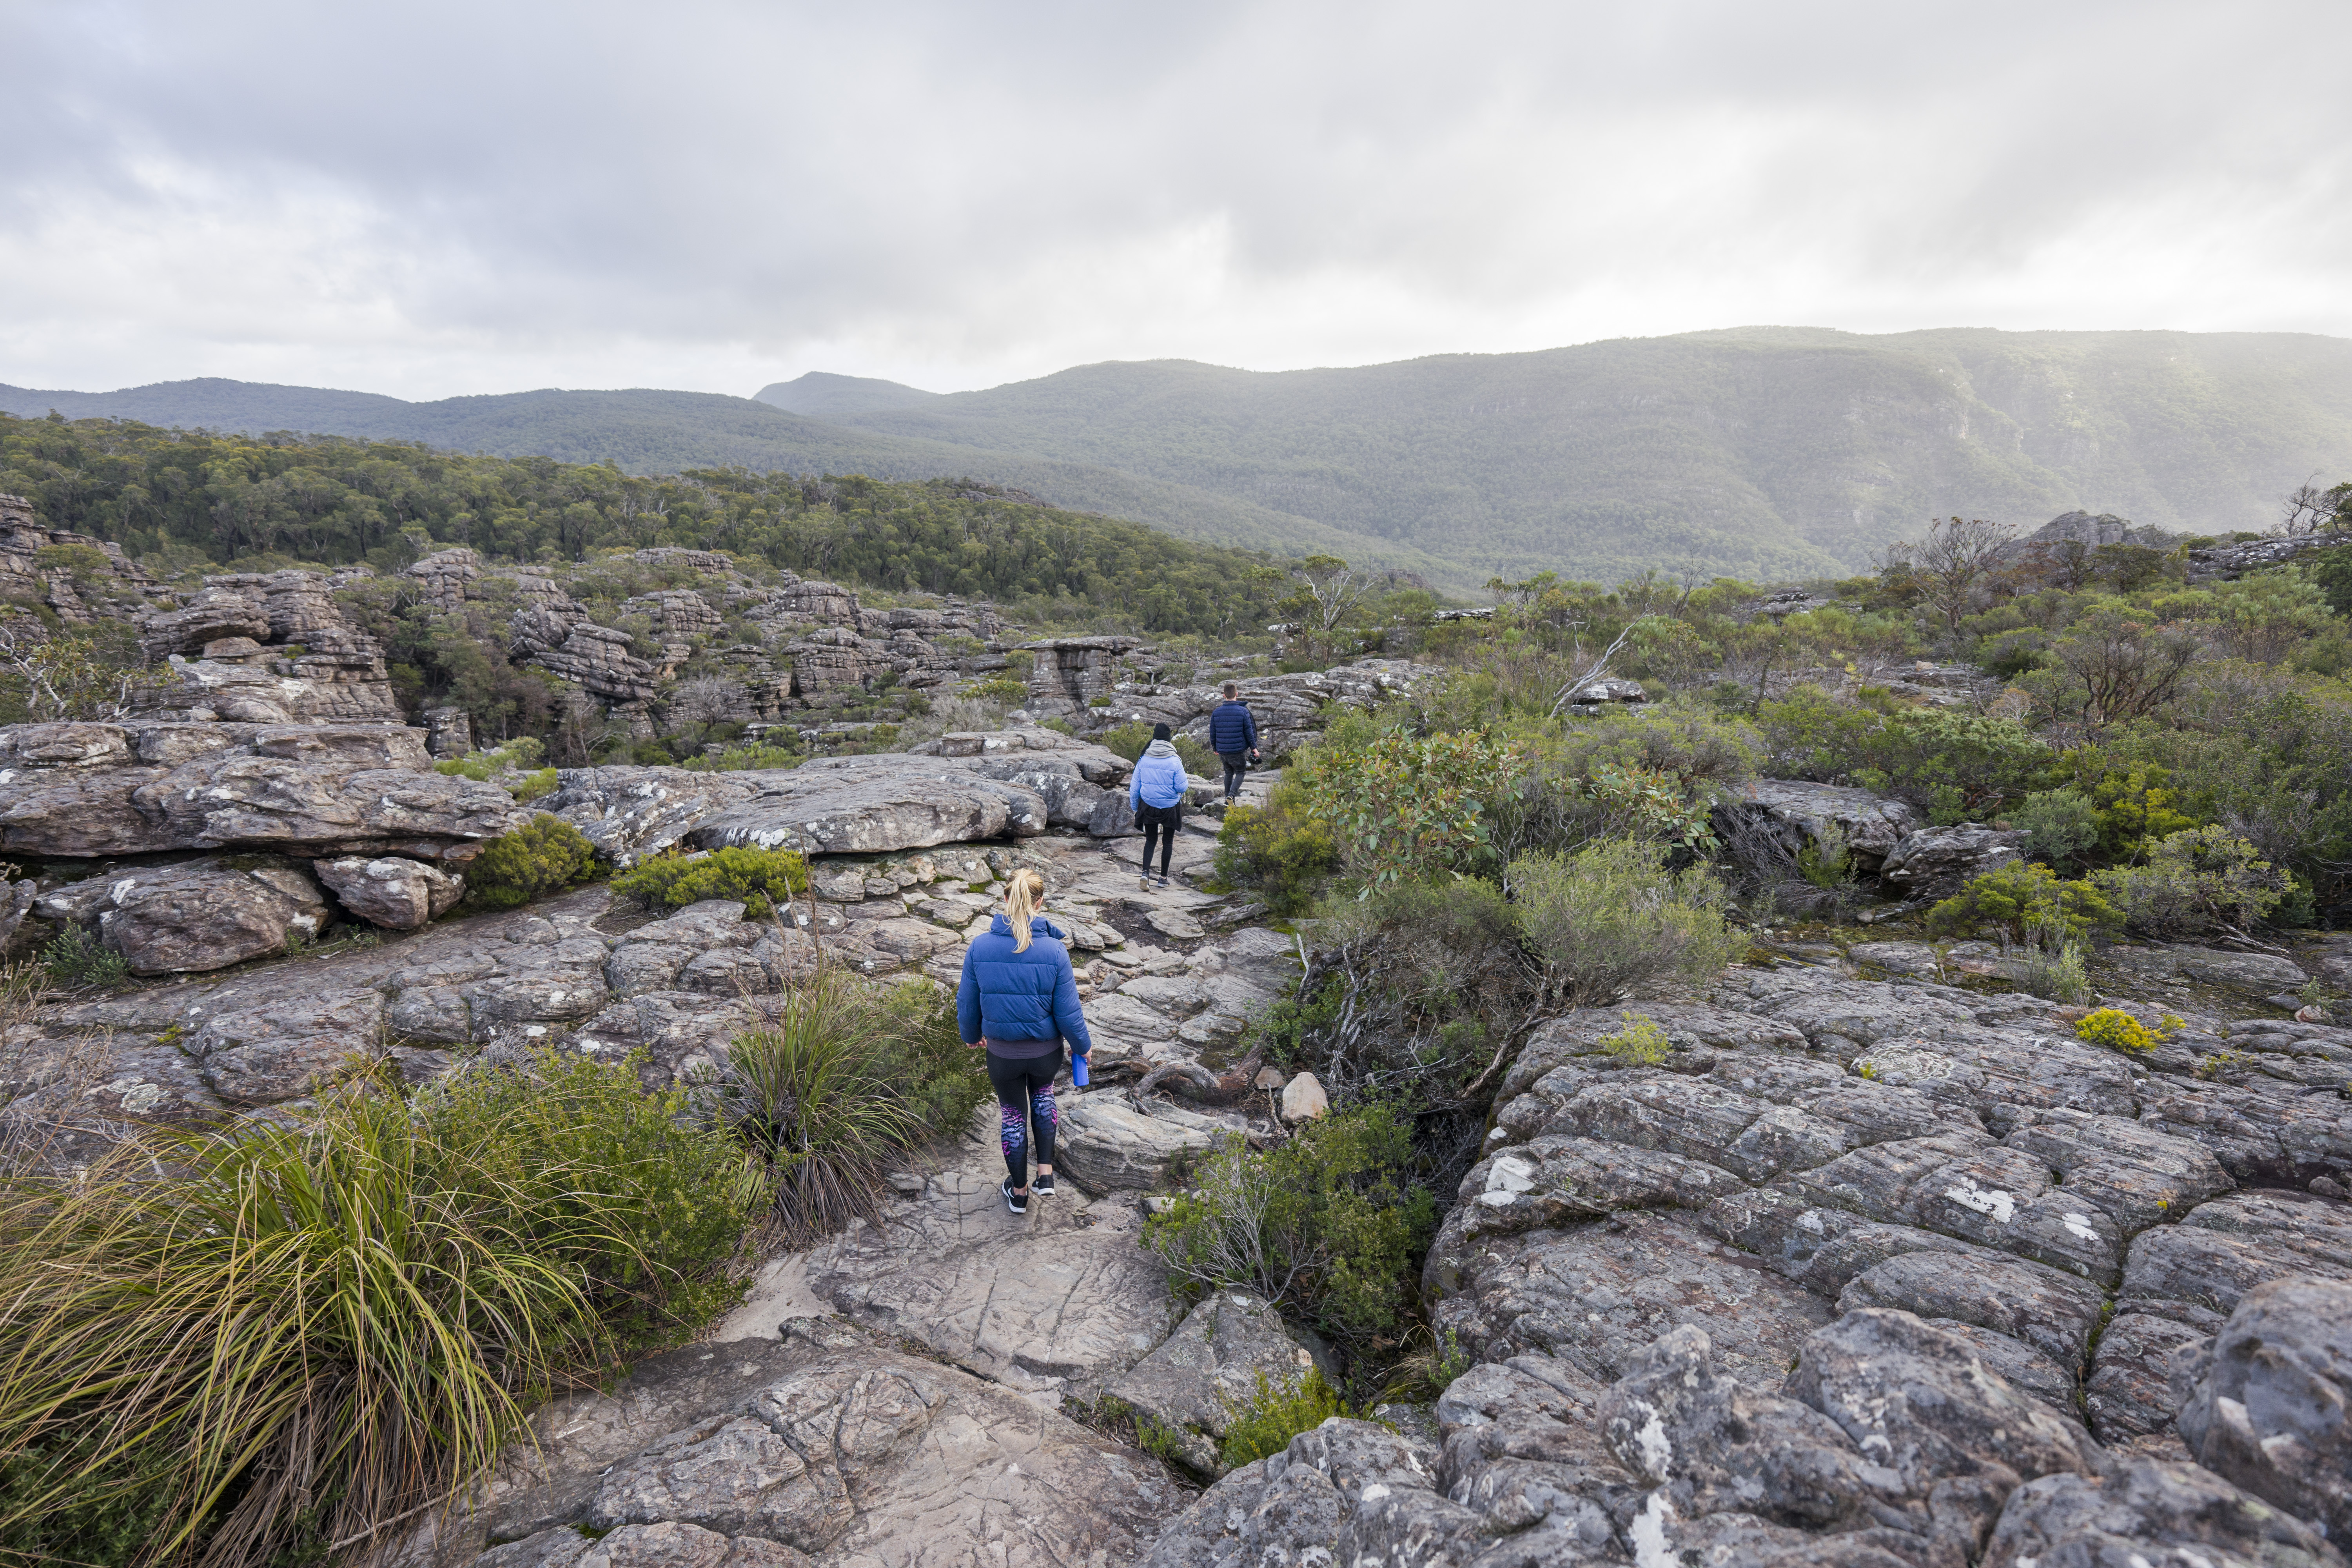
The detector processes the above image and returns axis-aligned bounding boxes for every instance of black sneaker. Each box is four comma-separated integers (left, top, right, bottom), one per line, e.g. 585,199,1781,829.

1156,877,1170,889
1033,1172,1056,1198
1001,1179,1027,1214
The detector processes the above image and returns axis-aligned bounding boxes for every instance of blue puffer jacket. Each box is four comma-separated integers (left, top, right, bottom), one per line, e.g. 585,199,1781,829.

1129,741,1189,810
1209,701,1258,755
956,914,1095,1053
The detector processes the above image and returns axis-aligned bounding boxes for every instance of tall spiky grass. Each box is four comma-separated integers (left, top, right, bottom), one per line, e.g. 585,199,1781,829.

722,969,987,1245
0,1049,747,1568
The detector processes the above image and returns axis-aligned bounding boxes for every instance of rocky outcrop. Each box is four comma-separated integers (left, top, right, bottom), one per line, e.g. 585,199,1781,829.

0,722,524,861
2187,533,2337,586
1722,778,1922,868
1877,822,2027,897
1076,661,1428,761
548,736,1136,862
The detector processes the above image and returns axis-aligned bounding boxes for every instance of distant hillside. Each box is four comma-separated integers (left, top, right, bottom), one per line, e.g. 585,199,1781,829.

755,371,941,417
821,328,2352,586
13,327,2352,591
0,378,1445,581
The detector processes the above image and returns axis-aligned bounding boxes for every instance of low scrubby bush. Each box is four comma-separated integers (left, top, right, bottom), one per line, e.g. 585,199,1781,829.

2008,788,2101,873
2089,826,2288,937
1144,1103,1436,1359
615,845,810,916
39,924,128,989
0,1049,747,1568
465,813,599,909
1598,1013,1672,1066
1508,838,1736,1006
1926,861,2120,943
720,970,985,1244
1097,720,1218,776
1219,1368,1350,1469
2076,1007,2173,1056
683,742,804,773
1214,781,1341,916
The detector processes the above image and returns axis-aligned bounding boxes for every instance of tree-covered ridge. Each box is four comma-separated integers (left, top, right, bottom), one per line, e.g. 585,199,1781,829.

824,328,2352,585
0,412,1292,635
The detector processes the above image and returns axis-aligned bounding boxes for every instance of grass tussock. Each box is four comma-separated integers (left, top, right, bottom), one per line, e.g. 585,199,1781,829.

722,968,988,1246
0,1049,748,1568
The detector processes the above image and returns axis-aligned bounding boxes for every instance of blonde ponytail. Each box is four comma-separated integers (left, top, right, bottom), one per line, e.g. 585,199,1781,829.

1004,868,1047,952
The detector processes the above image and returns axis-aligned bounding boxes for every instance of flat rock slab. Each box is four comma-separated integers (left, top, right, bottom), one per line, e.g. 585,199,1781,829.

1429,1210,1834,1388
790,1132,1177,1400
418,1326,1189,1568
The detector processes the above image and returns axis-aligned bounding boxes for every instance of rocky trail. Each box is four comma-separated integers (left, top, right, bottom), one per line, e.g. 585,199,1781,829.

3,508,2350,1568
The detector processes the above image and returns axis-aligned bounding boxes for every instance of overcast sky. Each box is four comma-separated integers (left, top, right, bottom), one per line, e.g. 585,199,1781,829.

5,0,2348,401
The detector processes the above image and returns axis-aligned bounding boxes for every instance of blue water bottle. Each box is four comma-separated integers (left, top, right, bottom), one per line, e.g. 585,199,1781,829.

1072,1049,1090,1088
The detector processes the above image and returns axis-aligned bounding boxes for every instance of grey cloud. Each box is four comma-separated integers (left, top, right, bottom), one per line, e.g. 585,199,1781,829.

2,0,2347,397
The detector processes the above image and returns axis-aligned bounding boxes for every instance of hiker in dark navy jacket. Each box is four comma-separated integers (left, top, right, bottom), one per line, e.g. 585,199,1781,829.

955,868,1093,1214
1209,682,1259,804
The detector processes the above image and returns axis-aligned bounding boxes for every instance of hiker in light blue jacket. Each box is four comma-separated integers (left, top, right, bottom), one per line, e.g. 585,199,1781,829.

1128,722,1189,890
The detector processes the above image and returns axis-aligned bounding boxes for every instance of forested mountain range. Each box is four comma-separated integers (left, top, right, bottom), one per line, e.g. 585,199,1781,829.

12,327,2351,591
755,372,941,418
0,413,1293,637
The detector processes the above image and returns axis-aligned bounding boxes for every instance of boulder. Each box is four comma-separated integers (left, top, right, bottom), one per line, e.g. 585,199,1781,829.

87,857,331,975
314,855,465,929
1982,1458,2341,1568
1878,824,2027,898
1720,779,1922,866
1279,1070,1329,1122
1057,1094,1241,1191
1107,1289,1337,1474
2175,1275,2352,1542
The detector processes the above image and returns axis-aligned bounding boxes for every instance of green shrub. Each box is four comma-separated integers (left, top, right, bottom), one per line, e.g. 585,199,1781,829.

2089,826,2288,937
2009,788,2101,873
966,677,1029,705
465,813,599,909
1508,839,1736,1007
1598,1012,1672,1066
1219,1368,1348,1469
1097,720,1217,776
1214,782,1340,916
1143,1103,1436,1356
1757,687,2048,820
0,1050,747,1568
2076,1007,2167,1056
40,924,128,989
720,970,985,1244
510,766,559,803
1926,861,2120,943
614,846,810,916
433,737,548,784
2011,921,2094,1006
1293,726,1526,887
1796,820,1853,889
683,742,804,773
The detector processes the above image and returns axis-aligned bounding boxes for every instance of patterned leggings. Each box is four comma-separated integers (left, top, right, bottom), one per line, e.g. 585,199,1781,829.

986,1046,1063,1187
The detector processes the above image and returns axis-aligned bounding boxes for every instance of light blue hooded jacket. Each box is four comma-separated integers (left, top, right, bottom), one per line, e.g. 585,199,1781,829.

1129,740,1189,810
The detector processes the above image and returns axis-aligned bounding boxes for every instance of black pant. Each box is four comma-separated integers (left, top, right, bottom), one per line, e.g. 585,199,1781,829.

1220,752,1248,799
1138,802,1179,877
987,1046,1062,1186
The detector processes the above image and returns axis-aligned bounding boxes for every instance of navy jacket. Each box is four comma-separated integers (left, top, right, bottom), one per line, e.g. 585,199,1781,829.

1209,701,1258,755
956,913,1095,1053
